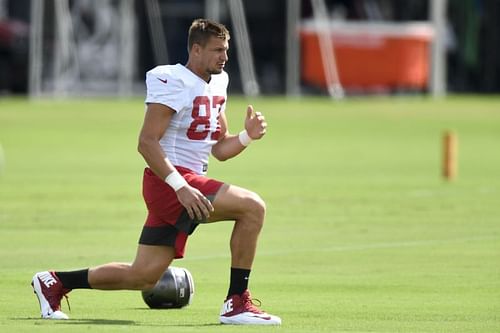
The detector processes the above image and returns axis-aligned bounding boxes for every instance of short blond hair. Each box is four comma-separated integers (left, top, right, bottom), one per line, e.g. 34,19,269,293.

188,18,230,52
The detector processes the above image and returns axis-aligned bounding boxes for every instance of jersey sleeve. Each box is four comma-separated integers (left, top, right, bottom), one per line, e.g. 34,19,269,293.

145,68,185,112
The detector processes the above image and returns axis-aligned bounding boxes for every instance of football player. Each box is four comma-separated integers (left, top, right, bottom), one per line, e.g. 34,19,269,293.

31,18,281,325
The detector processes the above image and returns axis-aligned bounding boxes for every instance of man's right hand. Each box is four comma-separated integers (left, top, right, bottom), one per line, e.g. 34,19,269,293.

176,185,214,221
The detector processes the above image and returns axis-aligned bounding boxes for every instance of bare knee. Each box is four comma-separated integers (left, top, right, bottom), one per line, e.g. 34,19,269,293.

129,245,174,290
139,273,162,290
141,280,159,290
129,268,163,290
241,192,266,230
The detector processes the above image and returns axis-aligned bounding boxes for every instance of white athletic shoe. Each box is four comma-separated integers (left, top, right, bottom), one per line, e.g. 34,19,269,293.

219,289,281,325
31,271,71,320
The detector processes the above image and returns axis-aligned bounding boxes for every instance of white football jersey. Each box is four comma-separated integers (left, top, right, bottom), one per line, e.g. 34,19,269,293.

145,64,229,175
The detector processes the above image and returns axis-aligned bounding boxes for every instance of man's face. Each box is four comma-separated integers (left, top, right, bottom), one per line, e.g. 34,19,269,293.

199,36,229,75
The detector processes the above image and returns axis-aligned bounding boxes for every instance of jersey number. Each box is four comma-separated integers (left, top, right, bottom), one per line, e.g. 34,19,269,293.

187,96,225,141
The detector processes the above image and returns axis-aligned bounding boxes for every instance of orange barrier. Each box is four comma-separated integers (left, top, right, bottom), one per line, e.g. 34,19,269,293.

300,22,434,91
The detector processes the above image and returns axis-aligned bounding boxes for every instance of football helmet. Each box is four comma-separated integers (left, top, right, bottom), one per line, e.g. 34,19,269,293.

141,266,194,309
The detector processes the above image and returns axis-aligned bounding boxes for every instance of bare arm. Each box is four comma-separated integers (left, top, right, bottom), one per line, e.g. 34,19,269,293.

137,103,176,179
211,105,267,161
138,103,213,220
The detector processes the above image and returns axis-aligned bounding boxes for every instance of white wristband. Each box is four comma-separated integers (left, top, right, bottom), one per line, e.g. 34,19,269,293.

238,130,252,147
164,171,188,191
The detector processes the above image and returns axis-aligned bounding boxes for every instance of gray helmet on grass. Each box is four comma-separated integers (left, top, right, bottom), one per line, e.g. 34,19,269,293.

141,266,195,309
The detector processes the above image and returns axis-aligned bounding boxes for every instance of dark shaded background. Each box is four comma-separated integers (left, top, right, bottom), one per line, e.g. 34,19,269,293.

1,0,498,94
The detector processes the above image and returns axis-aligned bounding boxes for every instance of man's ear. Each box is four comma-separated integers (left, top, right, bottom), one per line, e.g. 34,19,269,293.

191,43,201,56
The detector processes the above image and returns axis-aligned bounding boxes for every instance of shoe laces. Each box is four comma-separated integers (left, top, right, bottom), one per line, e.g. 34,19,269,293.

63,292,71,312
53,287,71,312
242,295,264,314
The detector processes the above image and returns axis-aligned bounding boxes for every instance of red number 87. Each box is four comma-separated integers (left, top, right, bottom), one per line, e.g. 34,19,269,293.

187,96,225,141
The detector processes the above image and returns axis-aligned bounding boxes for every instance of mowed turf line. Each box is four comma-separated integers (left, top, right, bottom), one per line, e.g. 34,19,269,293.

0,96,499,333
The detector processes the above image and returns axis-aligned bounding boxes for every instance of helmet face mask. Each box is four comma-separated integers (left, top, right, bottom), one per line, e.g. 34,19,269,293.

142,267,195,309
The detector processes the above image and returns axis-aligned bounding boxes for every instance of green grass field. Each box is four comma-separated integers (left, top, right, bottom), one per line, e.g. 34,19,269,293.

0,95,499,332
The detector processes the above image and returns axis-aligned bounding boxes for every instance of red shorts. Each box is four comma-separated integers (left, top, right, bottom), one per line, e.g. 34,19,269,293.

138,167,224,258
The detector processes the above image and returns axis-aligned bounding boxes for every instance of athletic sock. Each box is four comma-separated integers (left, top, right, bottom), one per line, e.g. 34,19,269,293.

55,269,91,289
227,267,251,297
